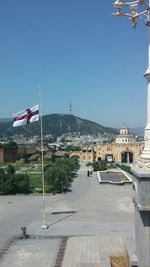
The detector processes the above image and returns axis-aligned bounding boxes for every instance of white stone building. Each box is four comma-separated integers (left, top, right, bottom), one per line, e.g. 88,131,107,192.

115,126,135,144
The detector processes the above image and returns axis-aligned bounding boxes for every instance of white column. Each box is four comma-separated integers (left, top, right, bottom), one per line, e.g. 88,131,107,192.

140,14,150,160
127,152,130,164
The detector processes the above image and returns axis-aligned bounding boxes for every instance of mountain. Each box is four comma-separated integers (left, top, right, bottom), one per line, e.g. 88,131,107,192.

0,114,119,137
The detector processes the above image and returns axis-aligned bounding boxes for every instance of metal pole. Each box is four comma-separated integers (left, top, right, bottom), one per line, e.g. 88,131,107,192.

39,87,48,229
62,180,64,195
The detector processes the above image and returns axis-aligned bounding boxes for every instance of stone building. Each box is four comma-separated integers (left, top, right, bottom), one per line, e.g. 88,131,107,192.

70,127,144,164
0,147,17,163
95,143,143,163
115,126,135,144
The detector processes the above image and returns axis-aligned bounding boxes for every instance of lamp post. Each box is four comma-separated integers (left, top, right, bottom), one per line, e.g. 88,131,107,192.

113,1,150,267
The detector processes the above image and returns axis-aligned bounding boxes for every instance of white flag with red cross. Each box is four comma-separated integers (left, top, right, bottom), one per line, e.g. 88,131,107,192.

13,104,39,127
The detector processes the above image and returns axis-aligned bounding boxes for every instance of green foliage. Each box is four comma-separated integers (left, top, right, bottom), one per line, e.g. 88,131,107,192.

0,170,16,194
115,164,132,174
14,174,30,193
45,165,70,193
65,146,81,152
107,163,116,169
86,162,93,167
92,161,116,171
44,157,80,193
0,165,30,194
7,165,15,176
92,162,108,171
29,173,42,189
58,157,80,173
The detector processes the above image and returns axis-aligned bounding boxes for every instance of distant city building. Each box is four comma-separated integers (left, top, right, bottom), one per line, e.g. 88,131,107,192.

70,127,144,164
115,126,135,144
70,143,144,164
0,146,17,163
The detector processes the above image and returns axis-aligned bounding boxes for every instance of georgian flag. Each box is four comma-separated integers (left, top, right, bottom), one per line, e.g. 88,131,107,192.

13,104,39,127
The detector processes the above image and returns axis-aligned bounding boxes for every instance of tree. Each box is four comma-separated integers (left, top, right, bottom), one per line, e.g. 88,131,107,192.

14,174,30,193
44,157,80,193
7,165,15,176
58,157,80,173
0,168,16,194
45,165,70,193
0,165,30,194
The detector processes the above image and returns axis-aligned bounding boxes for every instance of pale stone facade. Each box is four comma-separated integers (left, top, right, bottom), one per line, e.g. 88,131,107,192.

94,143,143,163
70,127,144,164
70,143,144,164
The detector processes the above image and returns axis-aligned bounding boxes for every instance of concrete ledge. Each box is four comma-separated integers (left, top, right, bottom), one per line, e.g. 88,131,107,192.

124,235,138,267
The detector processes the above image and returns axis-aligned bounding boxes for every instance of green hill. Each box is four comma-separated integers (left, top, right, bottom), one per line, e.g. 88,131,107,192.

0,114,119,137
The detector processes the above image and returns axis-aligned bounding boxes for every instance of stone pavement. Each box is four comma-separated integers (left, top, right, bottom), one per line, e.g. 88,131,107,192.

0,238,61,267
28,220,134,237
0,165,136,266
0,233,136,267
62,235,136,267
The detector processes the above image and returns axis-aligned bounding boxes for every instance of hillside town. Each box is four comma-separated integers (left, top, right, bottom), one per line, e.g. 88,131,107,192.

0,125,144,164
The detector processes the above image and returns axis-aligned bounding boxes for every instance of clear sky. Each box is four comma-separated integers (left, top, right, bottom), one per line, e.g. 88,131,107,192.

0,0,148,128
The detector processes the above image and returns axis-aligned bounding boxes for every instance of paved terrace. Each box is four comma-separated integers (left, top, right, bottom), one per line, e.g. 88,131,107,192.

0,164,135,266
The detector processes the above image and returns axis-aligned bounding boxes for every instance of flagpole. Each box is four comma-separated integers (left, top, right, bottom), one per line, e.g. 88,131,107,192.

39,87,48,229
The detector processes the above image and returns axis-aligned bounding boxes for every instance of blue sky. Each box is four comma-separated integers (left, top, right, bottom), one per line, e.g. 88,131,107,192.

0,0,148,128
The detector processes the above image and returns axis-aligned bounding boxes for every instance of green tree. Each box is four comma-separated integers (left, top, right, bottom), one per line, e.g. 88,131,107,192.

44,157,80,193
45,165,70,193
14,174,30,193
0,168,16,194
60,157,80,172
7,165,15,176
0,165,30,194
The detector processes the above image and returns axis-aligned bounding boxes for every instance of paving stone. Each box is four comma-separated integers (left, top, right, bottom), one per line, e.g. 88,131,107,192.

0,238,61,267
62,235,132,267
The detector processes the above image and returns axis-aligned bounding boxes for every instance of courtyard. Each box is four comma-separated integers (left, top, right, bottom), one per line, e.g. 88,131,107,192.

0,164,135,266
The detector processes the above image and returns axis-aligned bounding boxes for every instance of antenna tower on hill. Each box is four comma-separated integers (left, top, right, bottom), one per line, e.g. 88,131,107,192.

69,99,73,115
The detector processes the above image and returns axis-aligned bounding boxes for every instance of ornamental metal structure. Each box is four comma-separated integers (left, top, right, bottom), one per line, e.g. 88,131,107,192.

113,0,150,28
113,1,150,267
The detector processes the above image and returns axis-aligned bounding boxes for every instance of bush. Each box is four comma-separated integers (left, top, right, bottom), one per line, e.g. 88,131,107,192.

65,146,81,152
115,164,132,174
92,162,107,171
86,162,93,167
14,174,30,193
0,165,30,194
0,171,15,194
7,165,15,175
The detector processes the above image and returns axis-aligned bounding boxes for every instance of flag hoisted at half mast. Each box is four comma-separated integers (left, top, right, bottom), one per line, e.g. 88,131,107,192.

13,104,39,127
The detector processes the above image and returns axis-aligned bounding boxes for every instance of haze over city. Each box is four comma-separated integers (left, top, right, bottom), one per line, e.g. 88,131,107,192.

0,0,148,128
